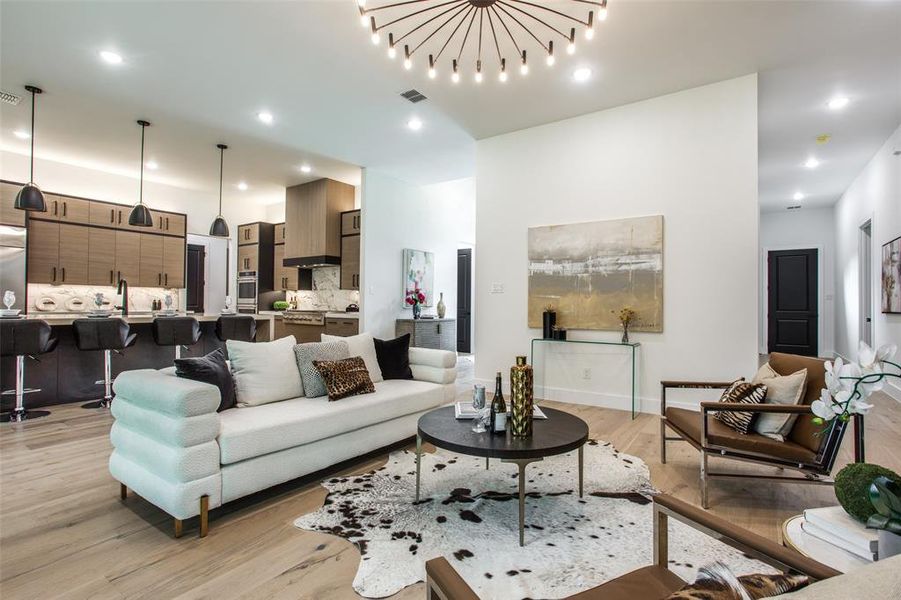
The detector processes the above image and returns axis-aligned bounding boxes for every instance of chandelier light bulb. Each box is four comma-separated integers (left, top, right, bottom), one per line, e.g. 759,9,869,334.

404,57,412,70
567,41,576,55
521,63,529,75
598,6,608,21
428,67,436,79
475,71,483,83
585,27,595,40
387,46,396,59
499,70,508,83
547,54,555,66
371,32,380,45
452,71,460,83
360,15,368,27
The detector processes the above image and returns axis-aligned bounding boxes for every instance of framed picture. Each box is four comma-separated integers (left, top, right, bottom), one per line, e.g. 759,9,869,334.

882,235,901,314
402,248,435,307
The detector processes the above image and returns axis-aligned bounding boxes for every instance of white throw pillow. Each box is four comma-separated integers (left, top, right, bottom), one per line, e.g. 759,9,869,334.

227,335,304,407
321,332,383,383
751,363,807,441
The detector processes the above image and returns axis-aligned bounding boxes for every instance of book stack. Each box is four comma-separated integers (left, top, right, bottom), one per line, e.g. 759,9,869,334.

801,506,879,561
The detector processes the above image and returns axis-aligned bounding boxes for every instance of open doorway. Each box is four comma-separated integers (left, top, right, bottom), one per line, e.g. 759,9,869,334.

766,248,819,356
186,244,205,313
859,220,873,347
456,248,472,353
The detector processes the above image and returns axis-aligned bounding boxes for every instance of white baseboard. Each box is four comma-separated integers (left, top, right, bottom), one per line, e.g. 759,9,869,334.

886,380,901,403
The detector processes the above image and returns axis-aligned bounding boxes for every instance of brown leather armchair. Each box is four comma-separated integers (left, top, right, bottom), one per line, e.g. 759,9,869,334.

660,353,864,508
424,494,839,600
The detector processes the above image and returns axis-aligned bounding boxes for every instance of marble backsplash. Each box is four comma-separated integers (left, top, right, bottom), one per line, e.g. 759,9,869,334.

26,284,181,314
287,267,359,311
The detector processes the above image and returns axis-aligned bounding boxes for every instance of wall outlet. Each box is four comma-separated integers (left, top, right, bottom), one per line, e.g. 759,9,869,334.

582,368,592,380
490,283,505,294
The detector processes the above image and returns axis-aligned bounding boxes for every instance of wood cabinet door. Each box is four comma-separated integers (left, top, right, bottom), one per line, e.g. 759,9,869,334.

89,201,119,227
237,244,258,272
57,224,89,284
156,211,186,236
139,233,164,287
57,197,91,224
88,227,117,286
238,223,259,245
341,210,361,235
274,223,286,244
115,231,141,283
273,243,285,290
340,235,360,290
0,182,26,226
163,236,185,288
26,219,59,283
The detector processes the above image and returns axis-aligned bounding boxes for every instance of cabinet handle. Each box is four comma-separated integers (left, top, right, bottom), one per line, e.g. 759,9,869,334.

165,273,168,286
158,273,162,285
61,267,66,282
118,210,122,225
62,202,67,217
110,208,115,223
158,216,163,229
110,270,114,284
117,270,121,281
166,217,169,230
52,267,57,282
437,323,441,335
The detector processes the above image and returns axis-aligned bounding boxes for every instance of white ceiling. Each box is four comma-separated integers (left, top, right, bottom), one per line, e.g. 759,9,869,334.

1,1,899,213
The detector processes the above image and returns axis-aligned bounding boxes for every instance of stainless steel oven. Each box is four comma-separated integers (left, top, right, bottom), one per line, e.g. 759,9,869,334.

236,271,258,313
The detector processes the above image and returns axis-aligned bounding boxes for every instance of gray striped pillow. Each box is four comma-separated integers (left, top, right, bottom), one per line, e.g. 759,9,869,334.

714,379,767,434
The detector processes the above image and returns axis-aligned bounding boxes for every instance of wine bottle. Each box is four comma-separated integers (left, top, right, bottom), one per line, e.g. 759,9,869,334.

491,372,507,434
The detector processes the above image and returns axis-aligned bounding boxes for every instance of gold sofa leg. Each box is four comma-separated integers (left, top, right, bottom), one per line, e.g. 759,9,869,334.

174,518,183,538
199,495,209,538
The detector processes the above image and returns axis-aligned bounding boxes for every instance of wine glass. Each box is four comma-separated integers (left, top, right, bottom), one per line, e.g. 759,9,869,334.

3,290,15,311
471,385,487,433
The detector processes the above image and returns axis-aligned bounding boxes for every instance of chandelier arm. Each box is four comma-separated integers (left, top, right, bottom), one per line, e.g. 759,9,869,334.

456,8,479,63
364,0,441,14
486,7,503,64
434,5,475,62
478,8,484,64
570,0,607,7
491,5,522,56
506,0,590,27
411,2,471,56
497,0,572,41
376,0,465,32
495,3,549,52
394,0,469,47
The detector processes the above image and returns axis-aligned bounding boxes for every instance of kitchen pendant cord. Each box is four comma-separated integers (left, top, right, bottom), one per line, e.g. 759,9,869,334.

139,122,145,205
218,146,224,216
29,88,35,183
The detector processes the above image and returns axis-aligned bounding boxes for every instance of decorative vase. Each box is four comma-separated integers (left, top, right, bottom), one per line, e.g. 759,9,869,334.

542,309,556,339
437,293,446,318
413,303,421,319
880,530,901,559
621,323,630,344
510,355,534,438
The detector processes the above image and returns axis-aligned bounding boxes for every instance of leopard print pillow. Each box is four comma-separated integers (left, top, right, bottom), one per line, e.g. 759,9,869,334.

313,356,376,401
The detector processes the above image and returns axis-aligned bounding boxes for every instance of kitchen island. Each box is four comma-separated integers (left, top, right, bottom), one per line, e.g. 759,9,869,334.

0,313,274,409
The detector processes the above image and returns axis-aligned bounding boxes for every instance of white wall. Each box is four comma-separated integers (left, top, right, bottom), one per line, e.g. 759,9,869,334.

834,125,901,400
759,207,836,356
475,75,759,412
1,150,269,301
360,171,475,340
186,234,229,312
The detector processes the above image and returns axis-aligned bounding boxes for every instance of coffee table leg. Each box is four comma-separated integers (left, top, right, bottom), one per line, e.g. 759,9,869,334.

415,434,422,503
486,457,489,470
578,444,584,498
503,457,542,547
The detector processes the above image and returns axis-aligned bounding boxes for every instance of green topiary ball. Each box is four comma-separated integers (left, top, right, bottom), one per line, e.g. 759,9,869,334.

834,463,901,522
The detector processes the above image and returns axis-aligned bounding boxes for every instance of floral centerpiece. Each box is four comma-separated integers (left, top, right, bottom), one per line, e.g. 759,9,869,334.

612,307,638,343
811,342,900,426
405,288,426,319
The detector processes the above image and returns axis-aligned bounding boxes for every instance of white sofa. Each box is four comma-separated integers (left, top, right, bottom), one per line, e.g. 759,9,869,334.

108,346,457,537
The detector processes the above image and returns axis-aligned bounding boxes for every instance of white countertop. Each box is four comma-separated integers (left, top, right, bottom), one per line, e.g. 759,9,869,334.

257,310,360,320
19,312,275,325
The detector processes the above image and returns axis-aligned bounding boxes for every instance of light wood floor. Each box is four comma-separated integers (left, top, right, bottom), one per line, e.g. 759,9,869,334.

1,356,899,599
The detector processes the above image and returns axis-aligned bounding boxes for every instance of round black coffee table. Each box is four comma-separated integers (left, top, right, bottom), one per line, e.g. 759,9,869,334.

416,405,589,546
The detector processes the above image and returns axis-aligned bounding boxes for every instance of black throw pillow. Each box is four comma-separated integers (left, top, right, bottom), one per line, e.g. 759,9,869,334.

374,334,413,380
175,348,236,412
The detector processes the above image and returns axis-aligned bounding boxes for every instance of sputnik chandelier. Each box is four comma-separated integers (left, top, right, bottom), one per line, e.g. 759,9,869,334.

357,0,608,83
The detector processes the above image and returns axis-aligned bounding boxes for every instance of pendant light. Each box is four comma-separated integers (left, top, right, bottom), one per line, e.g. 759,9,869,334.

14,85,47,212
127,119,154,227
209,143,230,237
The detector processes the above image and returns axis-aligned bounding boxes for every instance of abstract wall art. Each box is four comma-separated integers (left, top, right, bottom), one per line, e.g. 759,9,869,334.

883,235,901,314
402,248,435,307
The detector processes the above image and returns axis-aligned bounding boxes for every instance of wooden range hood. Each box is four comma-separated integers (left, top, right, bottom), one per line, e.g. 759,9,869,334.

283,178,355,268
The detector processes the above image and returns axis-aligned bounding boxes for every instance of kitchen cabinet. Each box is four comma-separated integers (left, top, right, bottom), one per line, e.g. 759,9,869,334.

26,220,60,283
115,231,141,283
154,211,186,236
284,179,355,267
88,227,117,286
340,234,360,290
325,318,359,337
238,243,258,272
139,233,164,287
273,243,300,291
274,223,286,244
341,210,361,235
0,181,26,226
162,235,185,288
90,201,120,227
43,194,91,224
238,223,260,245
57,224,89,284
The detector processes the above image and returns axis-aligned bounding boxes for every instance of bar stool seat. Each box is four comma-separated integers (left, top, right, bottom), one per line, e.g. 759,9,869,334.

152,316,202,361
73,318,137,409
1,319,58,422
215,315,257,343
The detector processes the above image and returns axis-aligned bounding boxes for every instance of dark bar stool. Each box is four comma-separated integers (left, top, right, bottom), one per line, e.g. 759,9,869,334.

152,316,201,361
1,319,58,422
215,315,257,343
73,318,137,409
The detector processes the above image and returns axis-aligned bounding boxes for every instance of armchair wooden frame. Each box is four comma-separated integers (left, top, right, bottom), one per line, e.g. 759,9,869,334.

660,380,863,509
425,494,840,600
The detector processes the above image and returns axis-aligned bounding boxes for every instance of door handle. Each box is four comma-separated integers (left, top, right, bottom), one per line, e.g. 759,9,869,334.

62,202,67,217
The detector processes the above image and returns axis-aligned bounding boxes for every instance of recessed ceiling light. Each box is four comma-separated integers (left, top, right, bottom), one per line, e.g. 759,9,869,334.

407,117,423,131
13,130,30,139
237,181,248,191
793,191,805,201
573,67,592,82
145,160,158,170
804,157,820,169
300,164,312,174
257,111,274,125
827,96,849,111
99,50,123,65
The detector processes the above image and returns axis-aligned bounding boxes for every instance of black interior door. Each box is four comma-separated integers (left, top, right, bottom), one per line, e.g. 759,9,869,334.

457,249,472,353
186,244,205,314
767,248,818,356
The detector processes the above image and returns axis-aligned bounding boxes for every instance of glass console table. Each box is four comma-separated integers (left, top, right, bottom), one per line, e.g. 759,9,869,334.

530,338,641,419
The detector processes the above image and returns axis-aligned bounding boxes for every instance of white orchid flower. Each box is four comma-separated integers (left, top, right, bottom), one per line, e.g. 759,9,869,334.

847,397,874,415
812,389,836,421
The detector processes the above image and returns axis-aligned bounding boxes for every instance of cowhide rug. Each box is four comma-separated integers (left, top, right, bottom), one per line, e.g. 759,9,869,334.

294,440,773,599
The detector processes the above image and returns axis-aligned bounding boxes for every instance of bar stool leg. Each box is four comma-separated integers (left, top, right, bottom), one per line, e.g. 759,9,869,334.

1,355,51,423
175,345,182,360
82,349,114,409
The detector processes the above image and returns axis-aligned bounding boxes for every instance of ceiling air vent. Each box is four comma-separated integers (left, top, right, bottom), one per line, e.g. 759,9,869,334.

0,90,22,105
787,205,802,210
400,89,427,103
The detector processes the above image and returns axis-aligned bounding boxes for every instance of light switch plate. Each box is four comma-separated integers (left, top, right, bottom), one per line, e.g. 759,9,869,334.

490,283,505,294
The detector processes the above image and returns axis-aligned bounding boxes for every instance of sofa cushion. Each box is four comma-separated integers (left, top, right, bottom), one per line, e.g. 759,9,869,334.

751,364,808,442
217,379,449,464
322,332,383,383
174,348,236,411
314,356,376,400
714,379,767,434
294,340,350,398
227,335,303,407
374,334,414,380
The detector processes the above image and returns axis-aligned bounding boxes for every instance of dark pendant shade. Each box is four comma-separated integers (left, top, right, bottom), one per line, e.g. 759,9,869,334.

15,183,46,212
127,203,154,227
209,216,229,237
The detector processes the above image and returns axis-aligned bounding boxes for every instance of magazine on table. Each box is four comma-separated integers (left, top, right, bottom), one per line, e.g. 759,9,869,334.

454,403,548,420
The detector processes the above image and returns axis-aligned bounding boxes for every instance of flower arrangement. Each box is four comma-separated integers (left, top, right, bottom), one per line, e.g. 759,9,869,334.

405,288,426,319
811,342,900,426
612,307,638,343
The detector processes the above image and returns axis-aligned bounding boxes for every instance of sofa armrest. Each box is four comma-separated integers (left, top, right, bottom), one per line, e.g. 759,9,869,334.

113,368,221,417
425,557,480,600
411,364,456,385
701,402,813,414
409,347,457,368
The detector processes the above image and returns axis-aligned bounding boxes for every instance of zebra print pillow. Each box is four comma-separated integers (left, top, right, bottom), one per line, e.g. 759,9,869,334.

714,379,767,434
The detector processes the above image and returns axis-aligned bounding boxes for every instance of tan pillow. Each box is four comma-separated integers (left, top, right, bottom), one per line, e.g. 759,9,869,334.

313,356,375,401
751,364,807,441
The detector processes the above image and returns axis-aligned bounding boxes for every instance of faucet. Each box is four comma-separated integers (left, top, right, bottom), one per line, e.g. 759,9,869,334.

116,279,129,316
